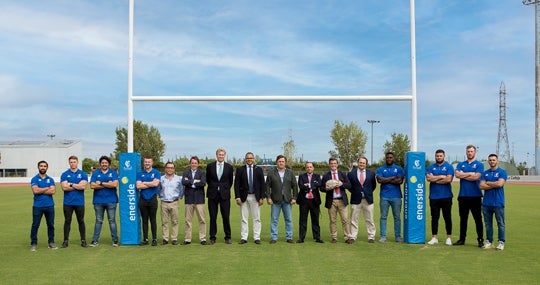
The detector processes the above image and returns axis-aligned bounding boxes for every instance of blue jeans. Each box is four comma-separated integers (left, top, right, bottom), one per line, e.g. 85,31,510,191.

92,203,118,243
30,206,55,245
380,198,402,238
482,205,505,242
270,201,293,241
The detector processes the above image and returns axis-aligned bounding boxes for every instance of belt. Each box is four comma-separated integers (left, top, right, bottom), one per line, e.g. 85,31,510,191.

333,198,342,200
162,199,178,203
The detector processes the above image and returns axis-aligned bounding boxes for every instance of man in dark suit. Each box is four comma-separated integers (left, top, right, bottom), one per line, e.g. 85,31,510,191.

181,156,208,245
266,155,298,244
321,158,352,244
348,156,377,243
296,162,324,243
206,148,234,244
234,152,266,244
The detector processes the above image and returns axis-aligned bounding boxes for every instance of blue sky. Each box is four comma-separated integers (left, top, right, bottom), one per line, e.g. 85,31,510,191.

0,0,535,165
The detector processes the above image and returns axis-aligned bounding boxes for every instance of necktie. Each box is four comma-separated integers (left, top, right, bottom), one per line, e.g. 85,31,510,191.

360,170,365,185
307,173,313,199
218,163,223,180
248,165,254,193
333,172,340,196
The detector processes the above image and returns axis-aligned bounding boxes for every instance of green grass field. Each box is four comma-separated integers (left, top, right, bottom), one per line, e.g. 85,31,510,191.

1,183,538,284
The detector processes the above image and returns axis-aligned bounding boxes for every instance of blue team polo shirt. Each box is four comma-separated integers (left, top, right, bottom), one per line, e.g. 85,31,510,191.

90,169,119,204
456,160,484,197
60,169,88,206
137,168,161,201
377,164,404,199
480,167,507,207
30,174,56,207
426,161,454,200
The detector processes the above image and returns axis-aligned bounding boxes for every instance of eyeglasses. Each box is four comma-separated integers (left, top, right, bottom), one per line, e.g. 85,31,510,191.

245,157,254,160
165,167,175,169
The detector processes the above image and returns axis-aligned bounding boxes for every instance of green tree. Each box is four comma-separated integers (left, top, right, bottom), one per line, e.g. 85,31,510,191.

382,132,411,167
82,158,98,173
328,120,367,171
282,129,297,166
113,120,166,163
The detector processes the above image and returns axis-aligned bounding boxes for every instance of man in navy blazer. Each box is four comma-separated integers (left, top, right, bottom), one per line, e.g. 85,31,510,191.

321,158,352,244
181,156,207,245
296,162,324,243
234,152,266,244
348,157,377,243
206,148,234,244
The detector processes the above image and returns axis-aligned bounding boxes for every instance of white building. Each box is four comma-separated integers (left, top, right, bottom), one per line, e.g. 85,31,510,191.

0,140,82,179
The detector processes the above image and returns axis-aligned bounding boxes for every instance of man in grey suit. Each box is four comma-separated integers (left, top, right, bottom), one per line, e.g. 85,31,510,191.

266,155,298,244
348,157,377,243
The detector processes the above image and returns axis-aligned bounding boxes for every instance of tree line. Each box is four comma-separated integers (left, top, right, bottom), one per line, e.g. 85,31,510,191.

81,120,411,174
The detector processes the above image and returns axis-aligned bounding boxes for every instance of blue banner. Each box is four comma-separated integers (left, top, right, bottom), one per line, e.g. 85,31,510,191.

404,151,426,244
119,152,141,245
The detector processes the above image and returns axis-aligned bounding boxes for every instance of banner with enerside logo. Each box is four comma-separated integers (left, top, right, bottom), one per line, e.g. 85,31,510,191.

119,152,141,245
404,151,426,244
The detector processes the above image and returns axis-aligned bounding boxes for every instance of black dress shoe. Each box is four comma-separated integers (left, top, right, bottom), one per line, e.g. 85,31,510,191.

210,239,216,245
61,240,69,248
140,239,149,246
254,240,261,244
297,240,304,243
171,240,178,245
315,239,324,243
225,239,232,244
81,240,88,247
200,241,208,245
151,239,158,246
181,241,191,245
453,239,465,246
239,239,247,244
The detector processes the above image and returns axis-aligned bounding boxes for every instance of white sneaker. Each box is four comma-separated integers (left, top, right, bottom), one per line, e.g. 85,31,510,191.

30,244,37,252
483,241,493,249
445,238,452,246
379,237,386,243
427,237,438,245
496,241,505,251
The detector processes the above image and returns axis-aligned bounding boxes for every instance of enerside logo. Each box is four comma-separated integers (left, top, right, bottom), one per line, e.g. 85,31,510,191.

413,159,421,169
124,160,132,171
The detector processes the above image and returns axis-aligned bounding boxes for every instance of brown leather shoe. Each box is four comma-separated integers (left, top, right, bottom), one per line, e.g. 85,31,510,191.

209,240,216,245
269,240,277,244
225,239,232,244
331,239,337,243
286,239,295,244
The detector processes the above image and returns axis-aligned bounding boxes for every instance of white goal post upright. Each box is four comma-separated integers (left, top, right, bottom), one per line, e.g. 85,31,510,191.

126,0,418,153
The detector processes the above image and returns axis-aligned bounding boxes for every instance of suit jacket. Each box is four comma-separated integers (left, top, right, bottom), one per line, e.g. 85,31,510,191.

234,164,266,202
266,167,298,203
206,161,234,200
321,170,351,209
296,172,322,206
181,168,206,204
348,168,377,205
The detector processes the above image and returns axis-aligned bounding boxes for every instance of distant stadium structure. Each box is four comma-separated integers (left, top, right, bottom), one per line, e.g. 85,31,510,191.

0,140,82,179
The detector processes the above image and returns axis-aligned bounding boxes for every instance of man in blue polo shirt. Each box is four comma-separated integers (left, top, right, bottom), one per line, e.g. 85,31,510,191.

376,152,404,243
137,156,161,246
454,145,484,247
89,155,119,247
426,149,454,246
30,160,57,251
480,154,507,251
60,155,89,248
